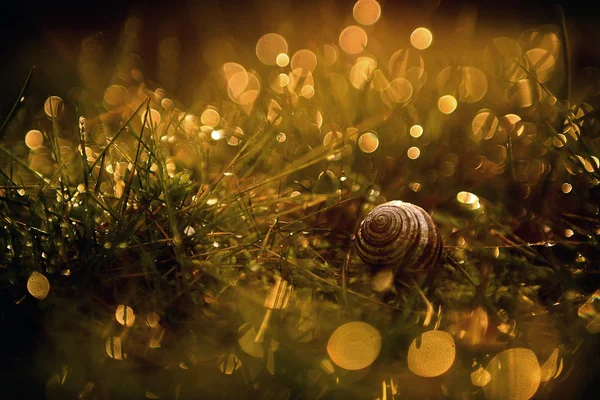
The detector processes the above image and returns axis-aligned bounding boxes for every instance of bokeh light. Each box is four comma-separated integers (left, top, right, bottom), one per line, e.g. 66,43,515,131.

276,53,289,67
438,95,458,114
409,125,423,138
358,131,379,153
407,146,421,159
410,27,433,50
115,305,135,326
327,322,381,370
339,26,368,55
25,130,44,150
256,33,289,66
291,49,317,78
201,108,220,127
44,96,64,119
484,348,541,400
27,272,50,300
353,0,382,26
407,331,456,377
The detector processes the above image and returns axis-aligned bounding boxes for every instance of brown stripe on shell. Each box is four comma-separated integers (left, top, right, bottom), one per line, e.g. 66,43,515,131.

355,201,443,273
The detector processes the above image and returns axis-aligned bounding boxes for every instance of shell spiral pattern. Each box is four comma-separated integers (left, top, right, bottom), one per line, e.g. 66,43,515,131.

355,201,443,272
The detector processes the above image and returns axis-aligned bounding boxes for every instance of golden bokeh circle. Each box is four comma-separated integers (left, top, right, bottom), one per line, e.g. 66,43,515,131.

350,57,377,89
339,26,368,55
385,77,413,104
44,96,64,119
201,108,220,127
525,48,556,83
438,95,458,114
228,127,244,146
409,125,423,138
407,330,456,377
472,109,499,139
483,348,541,400
323,130,343,147
353,0,382,26
458,67,488,103
323,44,338,66
103,84,127,109
115,305,136,326
256,33,289,66
146,312,161,328
457,191,479,205
410,27,433,50
291,49,318,78
25,130,44,150
358,131,379,153
27,271,50,300
223,62,249,99
106,336,123,360
276,53,290,67
327,321,381,370
407,146,421,159
300,85,315,98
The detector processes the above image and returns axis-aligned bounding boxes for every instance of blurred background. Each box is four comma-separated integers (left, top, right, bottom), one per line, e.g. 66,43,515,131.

2,0,600,114
1,0,600,398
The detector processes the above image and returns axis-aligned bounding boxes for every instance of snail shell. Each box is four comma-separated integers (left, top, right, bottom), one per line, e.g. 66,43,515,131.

355,200,443,272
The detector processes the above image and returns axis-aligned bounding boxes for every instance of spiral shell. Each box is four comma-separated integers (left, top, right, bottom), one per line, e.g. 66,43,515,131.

355,200,443,272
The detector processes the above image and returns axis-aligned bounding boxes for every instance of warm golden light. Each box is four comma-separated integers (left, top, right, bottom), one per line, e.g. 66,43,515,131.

323,44,338,66
103,85,127,110
578,291,600,333
327,321,381,370
438,95,457,114
201,108,220,127
145,108,161,129
227,126,244,146
565,229,574,238
276,53,290,67
540,348,562,382
410,27,433,50
146,312,160,328
407,330,456,377
561,183,572,193
223,62,249,100
218,353,242,375
350,57,377,89
471,366,492,386
358,131,379,153
458,66,488,103
323,130,343,146
383,78,413,105
499,113,524,136
25,130,43,150
484,348,541,400
353,0,381,26
525,48,556,82
256,33,289,66
457,191,479,204
472,109,499,139
291,49,317,77
44,96,64,119
407,146,420,159
115,305,135,326
106,336,123,360
27,271,50,300
339,26,368,55
409,125,423,138
211,130,222,140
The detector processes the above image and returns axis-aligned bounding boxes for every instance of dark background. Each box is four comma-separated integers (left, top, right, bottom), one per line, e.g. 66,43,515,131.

1,0,600,398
